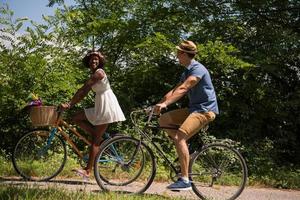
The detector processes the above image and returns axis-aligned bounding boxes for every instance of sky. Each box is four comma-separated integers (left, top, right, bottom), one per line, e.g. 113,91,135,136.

1,0,74,26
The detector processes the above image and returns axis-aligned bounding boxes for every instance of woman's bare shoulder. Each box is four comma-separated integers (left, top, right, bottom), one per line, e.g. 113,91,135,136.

93,68,106,80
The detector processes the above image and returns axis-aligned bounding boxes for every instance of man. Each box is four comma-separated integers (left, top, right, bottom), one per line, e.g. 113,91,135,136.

155,40,219,191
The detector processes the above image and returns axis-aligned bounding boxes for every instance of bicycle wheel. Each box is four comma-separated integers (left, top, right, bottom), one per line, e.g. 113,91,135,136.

94,136,156,194
190,143,247,200
91,134,124,184
12,129,67,181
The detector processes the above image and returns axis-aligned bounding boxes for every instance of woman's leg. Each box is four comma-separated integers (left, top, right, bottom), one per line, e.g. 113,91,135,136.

85,123,108,174
72,111,95,137
72,111,108,175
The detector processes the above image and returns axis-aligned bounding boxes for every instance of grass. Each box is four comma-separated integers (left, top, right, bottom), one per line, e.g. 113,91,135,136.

0,154,15,176
0,152,80,178
1,153,300,189
1,151,173,181
248,168,300,189
0,185,183,200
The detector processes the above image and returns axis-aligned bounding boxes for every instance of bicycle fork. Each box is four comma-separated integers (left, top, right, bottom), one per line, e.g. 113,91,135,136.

124,139,142,168
37,128,57,158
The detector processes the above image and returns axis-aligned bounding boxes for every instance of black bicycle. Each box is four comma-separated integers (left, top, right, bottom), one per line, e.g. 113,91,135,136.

94,107,248,200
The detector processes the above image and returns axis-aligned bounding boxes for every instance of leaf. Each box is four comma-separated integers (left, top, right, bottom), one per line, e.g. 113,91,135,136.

15,17,29,22
15,22,23,32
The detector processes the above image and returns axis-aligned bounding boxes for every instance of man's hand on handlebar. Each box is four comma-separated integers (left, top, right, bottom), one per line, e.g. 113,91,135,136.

154,102,167,115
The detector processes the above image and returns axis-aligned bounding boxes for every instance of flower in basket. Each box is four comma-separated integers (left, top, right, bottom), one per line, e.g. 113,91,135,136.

27,93,42,106
22,93,43,113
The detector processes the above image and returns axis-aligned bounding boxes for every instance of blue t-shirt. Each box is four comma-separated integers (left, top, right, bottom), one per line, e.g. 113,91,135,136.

180,60,219,114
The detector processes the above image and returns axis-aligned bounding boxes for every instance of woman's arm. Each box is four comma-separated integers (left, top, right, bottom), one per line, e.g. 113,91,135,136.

67,69,105,108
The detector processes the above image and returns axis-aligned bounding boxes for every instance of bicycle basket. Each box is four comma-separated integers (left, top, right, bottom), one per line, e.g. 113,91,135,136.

29,106,59,126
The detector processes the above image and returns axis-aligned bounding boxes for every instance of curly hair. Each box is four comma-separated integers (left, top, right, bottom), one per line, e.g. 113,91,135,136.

82,50,106,69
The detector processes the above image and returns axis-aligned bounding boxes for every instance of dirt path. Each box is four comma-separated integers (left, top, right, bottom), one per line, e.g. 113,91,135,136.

1,177,300,200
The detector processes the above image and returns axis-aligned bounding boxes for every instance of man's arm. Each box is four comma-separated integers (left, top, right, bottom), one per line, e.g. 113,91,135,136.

156,75,200,112
158,83,181,103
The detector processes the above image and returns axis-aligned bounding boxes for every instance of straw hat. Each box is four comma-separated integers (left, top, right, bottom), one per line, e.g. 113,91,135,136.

82,50,106,68
176,40,197,54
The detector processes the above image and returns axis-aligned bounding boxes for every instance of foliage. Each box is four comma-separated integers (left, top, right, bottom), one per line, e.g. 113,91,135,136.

0,0,299,188
0,3,88,152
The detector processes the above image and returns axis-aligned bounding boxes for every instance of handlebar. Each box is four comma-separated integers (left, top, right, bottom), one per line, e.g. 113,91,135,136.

145,106,155,123
130,106,159,126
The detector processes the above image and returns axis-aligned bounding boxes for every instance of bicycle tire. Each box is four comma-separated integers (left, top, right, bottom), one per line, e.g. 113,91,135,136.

12,128,67,181
96,136,145,186
95,134,125,184
190,143,247,200
94,136,156,194
99,137,146,186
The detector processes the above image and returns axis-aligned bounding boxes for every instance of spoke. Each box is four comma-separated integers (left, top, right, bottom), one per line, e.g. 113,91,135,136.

203,151,219,169
102,149,122,163
218,156,232,172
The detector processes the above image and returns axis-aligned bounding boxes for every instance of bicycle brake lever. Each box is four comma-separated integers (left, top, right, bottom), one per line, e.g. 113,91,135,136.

144,106,153,114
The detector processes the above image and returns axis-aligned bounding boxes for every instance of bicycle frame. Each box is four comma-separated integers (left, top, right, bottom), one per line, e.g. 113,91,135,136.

57,119,91,159
130,108,183,175
45,112,92,161
44,108,121,165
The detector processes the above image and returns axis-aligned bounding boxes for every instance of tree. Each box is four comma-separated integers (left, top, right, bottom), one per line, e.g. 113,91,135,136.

1,0,299,184
0,3,85,152
46,0,300,170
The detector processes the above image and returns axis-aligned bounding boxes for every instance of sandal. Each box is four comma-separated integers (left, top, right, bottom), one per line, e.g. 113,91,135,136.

72,169,90,180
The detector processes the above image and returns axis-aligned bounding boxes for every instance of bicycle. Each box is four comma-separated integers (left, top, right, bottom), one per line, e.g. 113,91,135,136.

93,107,248,200
12,106,121,181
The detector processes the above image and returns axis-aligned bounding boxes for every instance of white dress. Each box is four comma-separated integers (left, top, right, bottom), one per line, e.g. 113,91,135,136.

84,69,126,125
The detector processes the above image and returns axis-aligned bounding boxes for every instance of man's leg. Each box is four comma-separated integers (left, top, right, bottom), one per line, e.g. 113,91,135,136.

177,111,216,178
170,130,190,179
165,130,191,190
159,109,190,177
159,109,192,190
159,110,216,190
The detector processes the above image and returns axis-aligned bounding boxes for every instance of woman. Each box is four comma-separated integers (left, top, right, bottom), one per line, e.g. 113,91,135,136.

61,50,126,178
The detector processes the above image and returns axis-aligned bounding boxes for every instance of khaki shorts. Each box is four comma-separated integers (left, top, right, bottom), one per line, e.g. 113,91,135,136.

159,108,216,139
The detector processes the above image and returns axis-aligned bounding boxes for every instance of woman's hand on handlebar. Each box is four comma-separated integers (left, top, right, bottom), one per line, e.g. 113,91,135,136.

60,102,71,111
